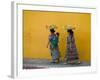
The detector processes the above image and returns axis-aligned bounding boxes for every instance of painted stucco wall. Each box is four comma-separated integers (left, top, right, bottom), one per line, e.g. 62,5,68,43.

23,10,91,62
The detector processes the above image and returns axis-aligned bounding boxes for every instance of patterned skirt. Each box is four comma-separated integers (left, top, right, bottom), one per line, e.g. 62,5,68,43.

66,44,79,63
50,47,59,62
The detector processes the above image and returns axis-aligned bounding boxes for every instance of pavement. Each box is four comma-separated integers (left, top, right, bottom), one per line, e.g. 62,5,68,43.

23,58,90,69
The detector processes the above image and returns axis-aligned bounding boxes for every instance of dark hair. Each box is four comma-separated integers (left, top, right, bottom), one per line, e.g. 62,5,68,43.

67,29,74,38
50,28,55,33
56,32,59,37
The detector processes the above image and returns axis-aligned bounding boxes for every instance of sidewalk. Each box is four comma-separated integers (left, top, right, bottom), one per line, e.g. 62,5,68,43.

23,59,90,69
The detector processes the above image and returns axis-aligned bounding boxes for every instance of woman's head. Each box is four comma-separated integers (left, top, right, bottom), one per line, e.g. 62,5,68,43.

67,29,74,36
50,28,55,33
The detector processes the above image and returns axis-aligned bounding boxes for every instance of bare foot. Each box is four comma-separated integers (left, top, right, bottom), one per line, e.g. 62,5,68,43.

78,61,81,64
64,62,67,64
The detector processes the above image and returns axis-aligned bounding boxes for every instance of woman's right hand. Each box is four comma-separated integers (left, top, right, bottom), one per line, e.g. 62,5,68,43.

47,41,50,48
46,45,49,48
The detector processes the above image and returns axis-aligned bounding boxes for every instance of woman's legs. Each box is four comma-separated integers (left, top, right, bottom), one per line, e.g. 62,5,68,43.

50,48,59,63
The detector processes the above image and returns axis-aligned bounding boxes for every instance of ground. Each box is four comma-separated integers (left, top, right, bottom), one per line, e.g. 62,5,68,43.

23,59,90,69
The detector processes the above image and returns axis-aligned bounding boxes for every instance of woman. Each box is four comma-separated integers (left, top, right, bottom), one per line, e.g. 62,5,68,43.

47,28,60,63
64,27,80,64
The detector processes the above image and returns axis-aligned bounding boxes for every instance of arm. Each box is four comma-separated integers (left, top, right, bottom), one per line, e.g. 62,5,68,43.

47,40,50,48
70,36,75,51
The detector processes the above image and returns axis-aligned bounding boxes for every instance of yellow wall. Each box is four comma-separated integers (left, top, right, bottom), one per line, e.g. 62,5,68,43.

23,10,91,62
